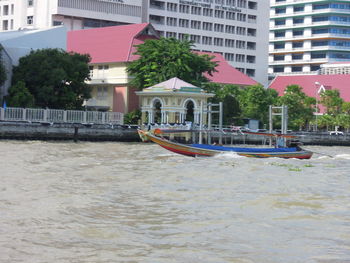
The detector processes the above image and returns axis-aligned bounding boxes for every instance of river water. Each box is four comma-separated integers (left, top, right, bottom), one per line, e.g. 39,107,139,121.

0,141,349,263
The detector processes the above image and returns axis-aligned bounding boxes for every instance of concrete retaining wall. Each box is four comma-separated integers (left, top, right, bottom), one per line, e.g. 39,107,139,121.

0,122,140,141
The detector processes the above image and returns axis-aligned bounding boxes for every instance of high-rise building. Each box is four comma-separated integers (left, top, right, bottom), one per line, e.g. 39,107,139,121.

0,0,269,86
269,0,350,77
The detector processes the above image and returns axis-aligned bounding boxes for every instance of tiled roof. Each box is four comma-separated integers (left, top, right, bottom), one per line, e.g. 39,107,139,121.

68,24,257,86
197,52,258,86
269,74,350,101
67,23,157,63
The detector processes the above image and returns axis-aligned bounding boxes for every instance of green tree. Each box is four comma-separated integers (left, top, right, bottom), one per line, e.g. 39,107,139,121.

6,81,34,107
0,47,6,87
203,82,242,125
277,85,314,130
320,89,343,116
10,48,91,109
318,114,335,131
126,37,217,89
342,101,350,114
335,114,350,132
238,85,278,125
124,109,141,124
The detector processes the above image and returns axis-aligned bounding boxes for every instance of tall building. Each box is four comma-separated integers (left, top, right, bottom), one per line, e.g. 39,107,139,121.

269,0,350,77
144,0,270,87
0,0,269,86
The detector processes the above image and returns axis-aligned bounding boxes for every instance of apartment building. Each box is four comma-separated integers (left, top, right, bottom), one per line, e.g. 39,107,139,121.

0,0,269,86
269,0,350,76
145,0,270,87
0,0,143,31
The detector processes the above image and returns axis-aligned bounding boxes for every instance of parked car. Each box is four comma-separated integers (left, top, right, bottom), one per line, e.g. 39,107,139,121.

329,131,344,135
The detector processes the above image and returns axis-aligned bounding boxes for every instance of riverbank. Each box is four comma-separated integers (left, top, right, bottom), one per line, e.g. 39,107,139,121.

1,121,349,146
0,121,140,141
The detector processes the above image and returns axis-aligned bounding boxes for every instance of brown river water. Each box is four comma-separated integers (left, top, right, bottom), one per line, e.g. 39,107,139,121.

0,141,349,263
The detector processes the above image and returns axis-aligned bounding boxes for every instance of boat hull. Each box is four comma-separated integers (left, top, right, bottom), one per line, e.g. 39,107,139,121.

140,130,313,159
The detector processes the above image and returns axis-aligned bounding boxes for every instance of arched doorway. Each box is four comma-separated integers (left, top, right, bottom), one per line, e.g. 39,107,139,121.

153,100,162,124
185,100,194,122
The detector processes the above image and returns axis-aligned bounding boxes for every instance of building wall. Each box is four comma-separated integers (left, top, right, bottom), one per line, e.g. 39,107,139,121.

0,0,269,87
269,0,350,77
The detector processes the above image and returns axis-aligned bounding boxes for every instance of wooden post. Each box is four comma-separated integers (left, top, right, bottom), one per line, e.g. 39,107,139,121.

0,108,4,121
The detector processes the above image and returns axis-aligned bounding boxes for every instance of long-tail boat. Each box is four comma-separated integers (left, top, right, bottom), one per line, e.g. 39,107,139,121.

139,129,313,159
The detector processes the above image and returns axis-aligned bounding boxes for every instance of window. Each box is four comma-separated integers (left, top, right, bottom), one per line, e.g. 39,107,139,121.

275,8,286,14
247,42,256,50
89,66,94,78
190,35,200,44
292,66,302,72
275,31,285,38
97,87,108,100
292,41,303,48
179,4,189,13
166,31,177,38
226,11,235,20
203,8,213,16
179,19,189,28
2,20,8,31
166,17,177,26
248,15,256,23
203,22,212,31
191,20,201,30
53,21,63,26
236,40,245,49
27,16,33,25
28,0,34,6
293,5,304,12
226,25,235,34
246,69,255,77
293,17,304,24
246,56,255,63
97,65,109,78
237,13,246,22
178,33,188,41
274,43,285,49
236,26,246,35
248,1,257,9
275,19,286,26
214,10,224,18
202,36,212,45
3,5,9,16
191,6,201,15
225,53,235,61
311,65,321,71
167,3,177,12
312,40,328,47
214,37,223,46
11,4,14,15
247,28,256,36
214,23,224,32
293,30,303,36
274,55,285,61
311,52,326,59
292,53,303,60
236,54,245,62
273,67,284,73
225,39,235,47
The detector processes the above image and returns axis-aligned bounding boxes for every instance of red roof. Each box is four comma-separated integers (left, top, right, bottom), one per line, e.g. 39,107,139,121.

67,24,256,86
269,74,350,101
197,52,257,86
67,23,157,63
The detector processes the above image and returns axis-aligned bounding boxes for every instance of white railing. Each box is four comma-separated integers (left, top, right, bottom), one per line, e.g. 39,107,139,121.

0,107,124,125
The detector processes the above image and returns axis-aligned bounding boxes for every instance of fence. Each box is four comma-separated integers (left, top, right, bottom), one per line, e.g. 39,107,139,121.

0,107,124,125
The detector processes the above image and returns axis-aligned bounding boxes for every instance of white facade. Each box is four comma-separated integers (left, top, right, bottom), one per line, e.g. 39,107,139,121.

0,0,269,87
269,0,350,77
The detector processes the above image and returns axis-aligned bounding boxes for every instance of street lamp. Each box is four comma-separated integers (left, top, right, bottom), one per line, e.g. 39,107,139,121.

314,82,320,132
